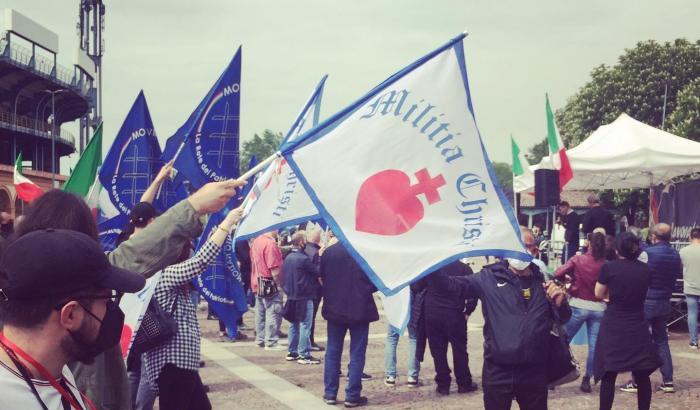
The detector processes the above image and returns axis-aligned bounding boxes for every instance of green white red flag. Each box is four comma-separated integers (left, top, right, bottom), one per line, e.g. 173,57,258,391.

511,136,534,193
546,94,573,189
13,153,44,202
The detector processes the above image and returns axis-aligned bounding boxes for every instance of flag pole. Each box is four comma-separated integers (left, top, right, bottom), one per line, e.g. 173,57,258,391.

238,152,279,181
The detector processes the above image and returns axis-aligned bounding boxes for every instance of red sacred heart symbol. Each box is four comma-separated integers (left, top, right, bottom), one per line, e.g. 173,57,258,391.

355,168,446,236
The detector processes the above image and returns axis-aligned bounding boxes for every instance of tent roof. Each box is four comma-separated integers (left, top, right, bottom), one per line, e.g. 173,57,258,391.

515,113,700,192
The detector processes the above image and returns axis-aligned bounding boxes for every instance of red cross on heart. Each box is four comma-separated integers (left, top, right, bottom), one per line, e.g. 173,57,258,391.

355,168,446,236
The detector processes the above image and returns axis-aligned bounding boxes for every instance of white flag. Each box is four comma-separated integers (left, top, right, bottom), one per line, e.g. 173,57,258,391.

380,287,411,332
282,34,528,295
235,76,327,240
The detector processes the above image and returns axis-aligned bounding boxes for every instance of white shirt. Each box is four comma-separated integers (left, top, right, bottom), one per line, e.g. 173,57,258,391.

0,360,86,410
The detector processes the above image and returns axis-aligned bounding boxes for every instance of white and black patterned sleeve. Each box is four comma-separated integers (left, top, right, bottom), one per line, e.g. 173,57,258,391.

157,241,222,290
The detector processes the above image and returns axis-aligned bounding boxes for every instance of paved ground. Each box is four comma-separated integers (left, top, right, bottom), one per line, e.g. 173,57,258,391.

171,299,700,410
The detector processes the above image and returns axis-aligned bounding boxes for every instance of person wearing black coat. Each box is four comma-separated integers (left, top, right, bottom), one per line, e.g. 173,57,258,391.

320,241,378,407
558,201,581,263
582,194,615,237
431,246,570,410
304,228,324,350
412,260,478,395
281,232,321,364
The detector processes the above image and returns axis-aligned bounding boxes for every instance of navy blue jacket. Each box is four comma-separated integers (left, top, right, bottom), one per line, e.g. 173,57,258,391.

282,248,320,301
432,261,571,366
320,242,379,325
645,241,682,300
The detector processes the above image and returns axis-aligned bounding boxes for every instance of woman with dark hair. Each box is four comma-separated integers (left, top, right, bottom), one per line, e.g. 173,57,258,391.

554,232,607,393
594,232,661,410
13,179,243,410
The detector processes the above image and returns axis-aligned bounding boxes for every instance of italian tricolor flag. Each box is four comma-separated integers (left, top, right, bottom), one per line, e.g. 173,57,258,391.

14,153,44,202
511,136,534,193
546,94,573,189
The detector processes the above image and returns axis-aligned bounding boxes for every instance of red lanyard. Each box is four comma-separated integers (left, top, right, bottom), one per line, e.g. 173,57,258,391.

0,333,96,410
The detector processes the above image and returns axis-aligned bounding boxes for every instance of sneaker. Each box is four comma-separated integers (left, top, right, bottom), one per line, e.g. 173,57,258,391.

407,376,420,388
384,376,396,387
264,344,286,351
580,376,592,393
457,382,478,393
285,353,299,361
235,333,248,341
690,342,698,350
323,396,337,405
346,372,372,382
238,324,252,331
311,343,325,352
620,381,638,393
255,342,264,348
344,396,368,408
297,355,322,365
659,382,675,393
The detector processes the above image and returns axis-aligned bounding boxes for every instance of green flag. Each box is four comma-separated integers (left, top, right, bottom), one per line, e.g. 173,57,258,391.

63,123,103,196
511,135,525,176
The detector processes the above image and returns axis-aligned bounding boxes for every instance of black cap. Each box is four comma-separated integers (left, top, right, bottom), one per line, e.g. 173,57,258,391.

129,202,159,227
0,229,145,301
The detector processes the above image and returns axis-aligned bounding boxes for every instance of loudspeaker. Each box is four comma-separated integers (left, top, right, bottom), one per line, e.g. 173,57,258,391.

535,169,560,207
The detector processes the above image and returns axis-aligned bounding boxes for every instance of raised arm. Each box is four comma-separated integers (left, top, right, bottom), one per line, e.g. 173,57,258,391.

429,270,481,300
140,160,173,204
554,257,576,278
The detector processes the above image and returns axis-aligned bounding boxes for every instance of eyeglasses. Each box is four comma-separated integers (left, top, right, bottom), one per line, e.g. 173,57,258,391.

54,292,121,310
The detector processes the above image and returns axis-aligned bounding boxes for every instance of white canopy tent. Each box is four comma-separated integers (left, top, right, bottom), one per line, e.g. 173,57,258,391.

515,113,700,193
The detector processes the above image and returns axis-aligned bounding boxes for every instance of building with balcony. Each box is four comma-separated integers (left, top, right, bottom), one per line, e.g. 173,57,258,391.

0,8,97,218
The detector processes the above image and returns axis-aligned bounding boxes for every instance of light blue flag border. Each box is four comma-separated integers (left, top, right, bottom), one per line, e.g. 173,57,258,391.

281,34,529,296
234,75,328,242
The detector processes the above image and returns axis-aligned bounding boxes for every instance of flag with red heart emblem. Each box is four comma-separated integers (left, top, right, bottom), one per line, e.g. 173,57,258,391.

280,34,529,295
235,76,327,241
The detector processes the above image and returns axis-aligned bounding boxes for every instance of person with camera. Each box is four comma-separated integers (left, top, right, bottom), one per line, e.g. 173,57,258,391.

431,228,570,410
251,230,285,350
554,231,607,393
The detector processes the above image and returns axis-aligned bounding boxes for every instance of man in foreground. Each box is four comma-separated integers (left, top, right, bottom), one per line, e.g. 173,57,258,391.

0,229,145,409
431,228,570,410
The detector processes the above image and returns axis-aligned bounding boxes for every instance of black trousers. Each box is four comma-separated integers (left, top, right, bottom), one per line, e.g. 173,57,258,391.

482,360,548,410
158,364,211,410
310,295,321,345
425,307,472,388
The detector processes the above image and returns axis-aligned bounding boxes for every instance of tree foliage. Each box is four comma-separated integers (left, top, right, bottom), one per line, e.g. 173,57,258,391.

492,162,514,204
239,130,283,173
554,39,700,148
668,77,700,141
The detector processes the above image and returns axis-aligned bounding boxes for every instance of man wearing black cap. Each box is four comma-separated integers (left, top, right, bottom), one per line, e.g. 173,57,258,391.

0,229,145,410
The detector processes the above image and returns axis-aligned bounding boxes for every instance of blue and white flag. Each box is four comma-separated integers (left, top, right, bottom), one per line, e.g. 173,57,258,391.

98,213,128,252
235,75,327,241
161,47,242,189
99,91,162,215
280,34,528,295
194,202,248,338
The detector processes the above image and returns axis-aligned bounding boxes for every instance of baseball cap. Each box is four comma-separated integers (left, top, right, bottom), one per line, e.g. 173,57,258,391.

129,202,160,226
0,229,145,301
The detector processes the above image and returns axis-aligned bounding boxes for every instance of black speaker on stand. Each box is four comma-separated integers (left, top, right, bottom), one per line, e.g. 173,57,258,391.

535,169,560,263
534,169,560,208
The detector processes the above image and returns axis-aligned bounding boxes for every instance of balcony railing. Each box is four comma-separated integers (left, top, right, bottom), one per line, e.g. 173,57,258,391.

0,108,75,147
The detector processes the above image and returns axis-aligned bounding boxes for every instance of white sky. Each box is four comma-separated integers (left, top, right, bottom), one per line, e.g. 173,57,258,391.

4,0,700,171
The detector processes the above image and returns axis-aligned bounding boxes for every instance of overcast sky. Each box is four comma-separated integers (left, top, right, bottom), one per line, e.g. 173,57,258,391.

4,0,700,169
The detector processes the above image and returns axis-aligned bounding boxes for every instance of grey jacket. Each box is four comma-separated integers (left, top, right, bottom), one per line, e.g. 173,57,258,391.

70,200,203,410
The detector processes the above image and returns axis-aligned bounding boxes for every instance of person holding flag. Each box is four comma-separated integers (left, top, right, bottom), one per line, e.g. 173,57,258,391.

143,205,244,410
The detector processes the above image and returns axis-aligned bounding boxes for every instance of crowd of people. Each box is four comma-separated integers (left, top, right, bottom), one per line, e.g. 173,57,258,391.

0,178,699,410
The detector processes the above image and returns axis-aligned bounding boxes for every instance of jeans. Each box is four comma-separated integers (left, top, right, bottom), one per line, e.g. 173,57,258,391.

288,300,314,357
564,306,604,378
255,293,283,347
686,294,699,344
324,321,369,401
189,290,200,308
384,324,420,379
127,356,156,410
644,299,673,383
310,296,321,345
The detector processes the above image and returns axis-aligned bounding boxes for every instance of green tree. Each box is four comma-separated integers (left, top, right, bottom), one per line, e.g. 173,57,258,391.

239,129,283,173
554,39,700,147
492,162,514,204
668,77,700,141
527,138,549,164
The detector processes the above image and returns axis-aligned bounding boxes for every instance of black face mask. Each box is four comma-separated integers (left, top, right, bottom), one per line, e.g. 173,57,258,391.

69,300,125,361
